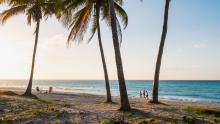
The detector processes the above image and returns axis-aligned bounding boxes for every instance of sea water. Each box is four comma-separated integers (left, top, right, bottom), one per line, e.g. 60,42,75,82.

0,80,219,102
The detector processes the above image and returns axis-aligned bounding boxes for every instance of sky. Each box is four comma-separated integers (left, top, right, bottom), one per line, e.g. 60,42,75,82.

0,0,220,80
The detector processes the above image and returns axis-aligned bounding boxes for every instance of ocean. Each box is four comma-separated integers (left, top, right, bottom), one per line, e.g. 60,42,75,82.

0,80,220,103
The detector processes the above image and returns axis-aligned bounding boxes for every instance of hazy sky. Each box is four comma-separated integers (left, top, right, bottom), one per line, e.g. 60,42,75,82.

0,0,220,80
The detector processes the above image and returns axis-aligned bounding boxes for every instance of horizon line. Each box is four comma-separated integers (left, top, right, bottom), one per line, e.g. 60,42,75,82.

0,79,219,81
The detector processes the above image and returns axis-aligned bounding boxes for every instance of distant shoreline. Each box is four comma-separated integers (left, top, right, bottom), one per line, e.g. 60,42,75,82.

0,80,220,103
0,87,220,108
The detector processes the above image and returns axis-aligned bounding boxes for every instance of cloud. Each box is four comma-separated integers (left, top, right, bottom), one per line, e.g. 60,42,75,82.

193,41,207,49
177,48,183,52
39,33,68,50
44,33,67,46
37,33,69,57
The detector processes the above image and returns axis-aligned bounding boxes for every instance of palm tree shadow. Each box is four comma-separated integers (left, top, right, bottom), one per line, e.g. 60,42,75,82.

104,101,118,105
148,100,169,106
125,108,151,118
20,94,38,99
0,91,18,96
125,108,179,123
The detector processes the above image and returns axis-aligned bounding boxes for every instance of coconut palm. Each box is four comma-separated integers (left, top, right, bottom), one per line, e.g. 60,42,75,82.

59,0,128,104
0,0,56,97
107,0,130,111
152,0,171,103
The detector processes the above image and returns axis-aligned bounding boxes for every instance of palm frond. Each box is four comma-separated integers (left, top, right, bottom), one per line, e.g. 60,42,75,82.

59,0,128,45
116,16,122,45
0,5,27,24
114,2,128,29
27,13,32,25
8,0,33,6
67,1,93,45
65,0,87,13
88,12,97,42
58,0,88,26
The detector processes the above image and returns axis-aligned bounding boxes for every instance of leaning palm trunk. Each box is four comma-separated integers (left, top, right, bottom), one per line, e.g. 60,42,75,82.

107,0,130,111
95,4,112,103
152,0,170,103
24,20,40,96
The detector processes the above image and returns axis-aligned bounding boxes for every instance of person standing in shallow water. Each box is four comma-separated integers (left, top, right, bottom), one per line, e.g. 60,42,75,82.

143,89,146,98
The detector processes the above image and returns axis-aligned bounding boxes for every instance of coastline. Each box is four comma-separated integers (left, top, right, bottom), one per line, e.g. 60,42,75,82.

0,87,220,107
0,87,220,123
0,80,219,103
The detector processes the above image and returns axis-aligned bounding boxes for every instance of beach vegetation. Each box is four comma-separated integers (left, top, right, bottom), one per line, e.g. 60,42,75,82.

1,93,220,123
99,118,124,124
182,106,220,117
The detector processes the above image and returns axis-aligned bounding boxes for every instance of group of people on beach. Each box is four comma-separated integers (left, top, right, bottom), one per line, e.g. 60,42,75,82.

140,89,149,100
36,86,53,94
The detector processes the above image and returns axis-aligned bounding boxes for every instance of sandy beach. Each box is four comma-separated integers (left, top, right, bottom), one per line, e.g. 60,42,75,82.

0,88,220,124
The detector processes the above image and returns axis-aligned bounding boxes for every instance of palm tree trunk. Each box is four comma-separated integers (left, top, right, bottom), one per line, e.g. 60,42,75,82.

24,20,40,96
107,0,130,111
152,0,170,103
95,4,112,103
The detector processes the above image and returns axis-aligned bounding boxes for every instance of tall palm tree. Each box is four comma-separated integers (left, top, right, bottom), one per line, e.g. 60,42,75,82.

94,0,112,103
0,0,56,97
152,0,171,103
59,0,128,103
107,0,130,111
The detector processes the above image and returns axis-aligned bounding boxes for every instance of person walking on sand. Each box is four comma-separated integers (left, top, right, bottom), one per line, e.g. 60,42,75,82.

36,86,39,92
143,89,146,98
49,87,53,94
146,90,149,100
140,91,142,98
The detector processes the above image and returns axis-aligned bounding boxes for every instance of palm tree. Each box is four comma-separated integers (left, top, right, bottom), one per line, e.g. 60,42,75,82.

107,0,130,111
94,0,112,103
152,0,171,103
0,0,56,97
59,0,128,103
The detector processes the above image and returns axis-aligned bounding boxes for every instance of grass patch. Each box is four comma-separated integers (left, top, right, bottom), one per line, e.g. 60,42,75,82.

0,119,13,124
182,116,196,124
183,106,220,117
134,118,158,124
27,98,51,104
36,98,51,104
197,109,220,117
55,111,68,118
0,97,63,123
99,118,123,124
